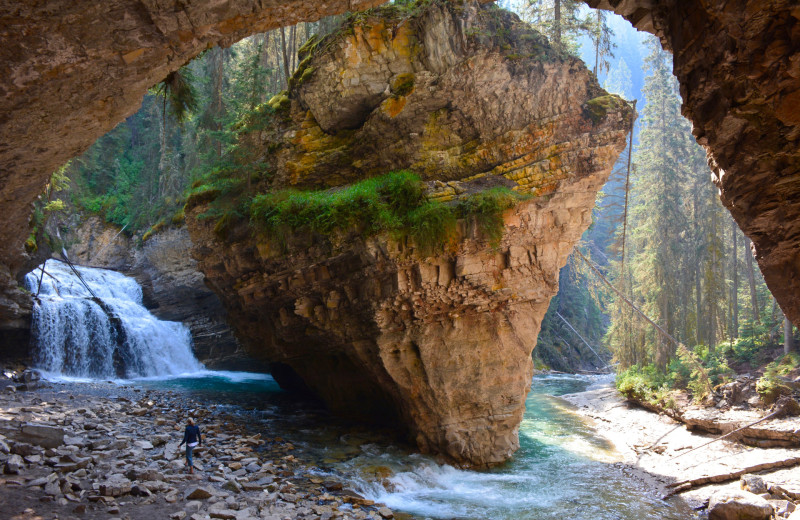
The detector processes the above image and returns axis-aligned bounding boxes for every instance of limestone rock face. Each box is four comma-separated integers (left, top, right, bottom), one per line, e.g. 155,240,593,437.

0,0,385,335
587,0,800,325
65,218,246,369
187,3,631,467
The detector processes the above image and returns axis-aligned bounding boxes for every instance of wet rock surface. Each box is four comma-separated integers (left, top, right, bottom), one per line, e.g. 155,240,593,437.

188,2,631,467
0,377,408,520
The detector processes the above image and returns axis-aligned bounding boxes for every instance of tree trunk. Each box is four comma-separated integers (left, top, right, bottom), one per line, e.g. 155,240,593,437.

212,47,224,158
554,0,562,47
744,236,760,324
695,263,703,346
731,223,739,339
289,24,298,74
280,27,291,90
785,317,795,354
709,196,718,351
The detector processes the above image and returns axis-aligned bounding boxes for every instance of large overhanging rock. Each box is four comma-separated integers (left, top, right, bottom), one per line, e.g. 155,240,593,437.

587,0,800,326
0,0,385,337
187,2,631,467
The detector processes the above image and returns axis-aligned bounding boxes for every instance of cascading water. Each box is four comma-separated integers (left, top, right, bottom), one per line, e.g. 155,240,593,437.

24,260,204,379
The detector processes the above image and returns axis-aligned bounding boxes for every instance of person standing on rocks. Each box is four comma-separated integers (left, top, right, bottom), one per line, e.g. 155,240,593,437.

179,417,202,474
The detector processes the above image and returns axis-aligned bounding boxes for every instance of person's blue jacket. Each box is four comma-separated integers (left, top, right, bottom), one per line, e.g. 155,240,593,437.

180,424,201,446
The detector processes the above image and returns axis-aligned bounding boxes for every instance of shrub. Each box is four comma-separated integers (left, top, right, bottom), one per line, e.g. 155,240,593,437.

406,201,458,255
756,353,799,404
458,186,527,246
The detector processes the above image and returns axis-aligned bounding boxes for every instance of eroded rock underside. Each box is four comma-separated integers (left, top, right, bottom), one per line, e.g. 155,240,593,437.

187,2,631,466
587,0,800,325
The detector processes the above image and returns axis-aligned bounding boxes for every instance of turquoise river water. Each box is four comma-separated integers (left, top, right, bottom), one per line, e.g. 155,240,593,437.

129,371,697,520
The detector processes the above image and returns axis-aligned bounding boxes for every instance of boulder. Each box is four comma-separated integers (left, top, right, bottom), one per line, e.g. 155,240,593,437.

98,474,132,497
4,453,24,474
708,489,774,520
185,486,214,500
20,423,65,449
741,474,768,495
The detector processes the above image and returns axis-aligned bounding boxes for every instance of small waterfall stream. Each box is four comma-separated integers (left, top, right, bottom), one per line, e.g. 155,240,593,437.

25,260,203,379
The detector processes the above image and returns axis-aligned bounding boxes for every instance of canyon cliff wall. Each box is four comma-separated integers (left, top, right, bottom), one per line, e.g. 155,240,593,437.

66,218,248,369
587,0,800,325
187,2,631,466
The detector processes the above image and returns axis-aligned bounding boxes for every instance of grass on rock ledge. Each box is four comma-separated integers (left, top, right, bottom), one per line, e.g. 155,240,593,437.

247,171,528,255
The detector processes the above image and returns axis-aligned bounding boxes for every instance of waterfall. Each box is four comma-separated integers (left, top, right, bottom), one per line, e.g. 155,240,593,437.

24,260,204,379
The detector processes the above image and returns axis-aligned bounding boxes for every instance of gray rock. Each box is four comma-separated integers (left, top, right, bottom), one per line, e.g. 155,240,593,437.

185,486,214,500
44,480,61,496
222,479,241,493
20,423,65,448
11,442,38,456
709,489,774,520
4,453,24,474
98,474,132,497
741,474,768,495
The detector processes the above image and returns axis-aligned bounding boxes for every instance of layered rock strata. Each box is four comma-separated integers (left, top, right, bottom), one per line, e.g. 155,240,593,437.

587,0,800,325
188,2,631,466
65,218,247,369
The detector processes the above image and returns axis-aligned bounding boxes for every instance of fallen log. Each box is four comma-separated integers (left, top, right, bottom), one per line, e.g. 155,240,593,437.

663,456,800,497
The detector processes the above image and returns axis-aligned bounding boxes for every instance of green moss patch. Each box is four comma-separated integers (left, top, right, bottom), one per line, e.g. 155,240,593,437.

250,171,529,254
585,95,627,123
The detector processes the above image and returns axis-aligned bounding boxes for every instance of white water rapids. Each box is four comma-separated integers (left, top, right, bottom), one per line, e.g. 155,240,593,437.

25,260,203,379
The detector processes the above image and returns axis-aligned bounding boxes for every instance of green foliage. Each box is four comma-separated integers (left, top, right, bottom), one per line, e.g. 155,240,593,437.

154,69,199,125
457,187,527,247
615,365,675,408
756,353,799,404
249,172,525,255
406,202,458,255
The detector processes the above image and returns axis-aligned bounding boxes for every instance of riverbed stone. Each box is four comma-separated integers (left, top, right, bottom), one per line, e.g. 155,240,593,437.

741,474,768,495
20,423,65,448
4,453,24,474
771,483,800,501
186,486,214,500
708,489,774,520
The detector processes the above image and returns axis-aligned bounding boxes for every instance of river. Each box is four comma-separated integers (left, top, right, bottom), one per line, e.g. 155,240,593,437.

25,261,695,519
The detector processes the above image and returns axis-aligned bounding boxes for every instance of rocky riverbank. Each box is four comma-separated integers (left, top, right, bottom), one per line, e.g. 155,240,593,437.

561,379,800,519
0,372,408,520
